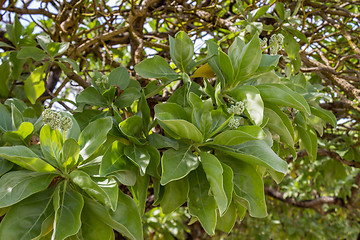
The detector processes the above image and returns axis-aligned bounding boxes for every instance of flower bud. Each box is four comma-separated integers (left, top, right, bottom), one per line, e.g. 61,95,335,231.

229,117,241,129
227,101,245,115
60,116,73,132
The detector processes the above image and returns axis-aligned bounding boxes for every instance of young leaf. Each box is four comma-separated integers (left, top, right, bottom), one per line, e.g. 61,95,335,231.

188,167,217,236
0,170,55,208
199,152,228,216
158,119,203,143
0,146,56,173
53,182,84,240
219,50,234,86
78,117,113,160
40,125,63,168
161,146,199,185
62,138,80,171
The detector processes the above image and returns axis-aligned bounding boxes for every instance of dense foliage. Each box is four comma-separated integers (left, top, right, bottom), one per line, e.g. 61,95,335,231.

0,0,359,239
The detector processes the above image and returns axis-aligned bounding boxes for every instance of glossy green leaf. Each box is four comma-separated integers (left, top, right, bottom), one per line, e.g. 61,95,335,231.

70,170,117,211
130,173,149,215
24,66,45,105
297,125,318,161
219,50,234,86
159,177,188,214
257,84,311,114
216,201,237,233
135,55,178,81
0,187,54,240
249,5,270,21
3,122,34,145
199,152,228,215
144,145,161,178
213,126,266,146
80,204,115,240
222,155,267,218
148,134,179,150
310,105,337,127
114,87,141,109
188,167,217,236
161,146,199,185
108,66,130,90
169,31,194,72
124,144,150,176
76,87,108,107
227,85,264,125
0,103,11,132
0,146,56,173
154,102,189,121
221,162,234,210
78,117,113,160
0,158,13,176
158,119,203,143
264,105,294,147
53,183,84,240
228,38,245,73
40,124,63,168
57,58,80,72
256,54,281,73
62,138,80,170
206,40,225,84
11,103,23,130
0,170,54,208
17,46,47,61
119,115,145,144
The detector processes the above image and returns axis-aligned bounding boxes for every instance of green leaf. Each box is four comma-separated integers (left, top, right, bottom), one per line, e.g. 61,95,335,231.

144,145,161,178
221,154,267,218
76,87,108,107
148,134,179,150
124,144,151,176
158,119,203,143
257,84,311,114
0,170,54,208
84,191,143,240
62,138,80,171
154,102,189,121
57,58,80,72
130,173,149,215
78,117,113,160
214,140,287,183
0,187,54,240
256,54,281,73
199,152,228,216
114,87,141,109
11,103,23,130
80,204,115,240
275,2,285,20
169,31,194,72
249,5,270,21
264,105,294,147
216,201,237,233
159,177,188,214
0,158,13,176
234,35,262,84
297,125,318,161
0,41,13,48
70,170,117,211
36,34,52,52
40,124,63,168
310,105,337,127
138,91,151,132
221,163,234,210
188,167,217,236
228,38,245,73
53,182,84,240
161,146,199,185
119,115,145,144
227,85,264,125
212,126,266,146
17,46,47,61
2,122,34,145
219,50,234,86
108,66,130,90
135,55,179,81
24,66,45,105
206,40,225,84
0,146,56,173
0,62,10,97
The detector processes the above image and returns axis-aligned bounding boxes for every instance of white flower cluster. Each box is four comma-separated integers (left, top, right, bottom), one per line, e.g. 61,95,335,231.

95,75,109,87
227,101,245,115
42,109,73,131
269,33,284,55
228,117,241,129
260,37,268,48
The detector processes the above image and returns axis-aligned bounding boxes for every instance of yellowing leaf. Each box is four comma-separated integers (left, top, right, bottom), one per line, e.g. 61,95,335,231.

192,63,215,78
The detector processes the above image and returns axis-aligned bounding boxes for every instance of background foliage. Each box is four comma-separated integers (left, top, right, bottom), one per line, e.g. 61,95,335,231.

0,0,360,239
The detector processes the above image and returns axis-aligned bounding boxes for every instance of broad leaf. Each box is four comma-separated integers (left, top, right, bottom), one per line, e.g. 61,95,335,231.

62,138,80,171
78,117,113,160
130,173,149,215
199,152,228,216
212,126,266,146
0,103,12,132
159,177,188,214
169,31,194,72
188,167,217,236
24,66,45,105
219,50,234,86
135,55,178,81
216,201,237,233
76,87,108,107
40,124,63,168
17,46,47,61
108,66,130,90
310,105,337,127
0,158,13,176
0,170,54,208
154,102,189,121
124,144,150,176
0,146,56,173
158,119,203,143
161,146,199,185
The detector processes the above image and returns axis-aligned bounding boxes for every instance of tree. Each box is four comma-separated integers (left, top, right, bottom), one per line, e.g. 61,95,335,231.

0,0,359,239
